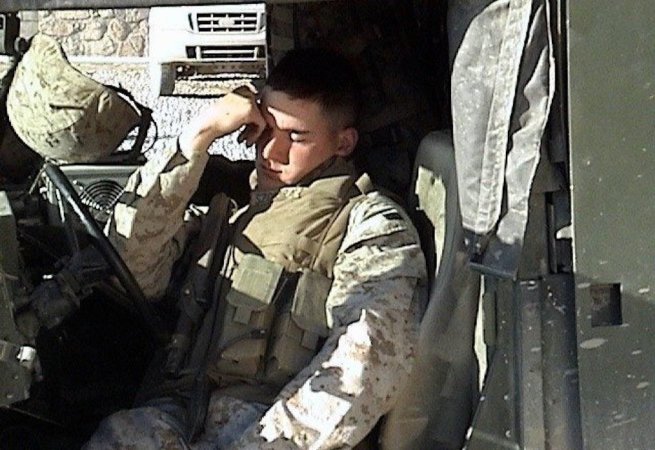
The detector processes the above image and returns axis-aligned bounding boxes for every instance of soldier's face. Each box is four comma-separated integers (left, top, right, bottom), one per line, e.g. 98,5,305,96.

255,89,358,191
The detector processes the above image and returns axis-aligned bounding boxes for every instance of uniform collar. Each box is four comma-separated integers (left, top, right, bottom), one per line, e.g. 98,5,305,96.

249,157,358,207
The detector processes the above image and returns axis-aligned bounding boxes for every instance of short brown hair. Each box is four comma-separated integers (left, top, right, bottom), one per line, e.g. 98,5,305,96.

266,48,362,128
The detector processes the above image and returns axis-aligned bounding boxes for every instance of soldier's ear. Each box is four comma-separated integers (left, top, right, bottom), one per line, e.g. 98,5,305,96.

336,127,358,157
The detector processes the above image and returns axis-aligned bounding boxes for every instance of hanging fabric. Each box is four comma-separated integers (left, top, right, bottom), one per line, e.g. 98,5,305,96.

449,0,555,278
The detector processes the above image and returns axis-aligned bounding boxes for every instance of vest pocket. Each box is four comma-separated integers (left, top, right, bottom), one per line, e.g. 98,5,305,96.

265,269,331,386
213,254,283,378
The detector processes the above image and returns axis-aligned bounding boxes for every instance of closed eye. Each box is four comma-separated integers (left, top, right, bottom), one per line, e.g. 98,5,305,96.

289,130,309,143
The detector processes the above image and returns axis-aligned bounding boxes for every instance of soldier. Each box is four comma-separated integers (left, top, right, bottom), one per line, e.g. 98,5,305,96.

85,48,426,449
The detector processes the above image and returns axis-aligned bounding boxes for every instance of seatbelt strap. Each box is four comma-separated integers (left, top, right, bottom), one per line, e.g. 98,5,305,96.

165,194,233,376
184,197,236,442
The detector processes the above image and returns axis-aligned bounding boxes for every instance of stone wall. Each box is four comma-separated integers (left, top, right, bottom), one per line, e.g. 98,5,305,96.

36,9,149,57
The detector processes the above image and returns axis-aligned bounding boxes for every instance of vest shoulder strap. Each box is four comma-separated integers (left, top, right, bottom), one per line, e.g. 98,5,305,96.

311,173,376,277
355,173,375,195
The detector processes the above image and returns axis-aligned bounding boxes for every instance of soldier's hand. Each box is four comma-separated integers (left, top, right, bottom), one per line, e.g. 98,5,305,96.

221,85,267,146
179,85,267,155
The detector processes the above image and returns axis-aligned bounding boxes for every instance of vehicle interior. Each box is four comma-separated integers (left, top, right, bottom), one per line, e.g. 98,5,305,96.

1,1,654,450
0,1,565,449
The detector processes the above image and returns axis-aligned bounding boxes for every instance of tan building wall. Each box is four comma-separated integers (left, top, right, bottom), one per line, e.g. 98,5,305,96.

34,9,149,57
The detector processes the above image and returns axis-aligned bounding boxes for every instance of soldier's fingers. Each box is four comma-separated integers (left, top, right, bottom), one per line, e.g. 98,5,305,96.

244,122,267,147
237,124,262,147
238,126,256,147
249,108,267,132
241,105,266,141
237,125,249,144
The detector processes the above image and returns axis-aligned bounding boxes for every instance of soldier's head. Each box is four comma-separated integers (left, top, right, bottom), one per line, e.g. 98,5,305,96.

255,48,362,190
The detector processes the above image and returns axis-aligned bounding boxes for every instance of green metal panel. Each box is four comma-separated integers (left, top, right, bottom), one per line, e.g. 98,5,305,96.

568,1,655,448
0,192,19,277
0,192,32,407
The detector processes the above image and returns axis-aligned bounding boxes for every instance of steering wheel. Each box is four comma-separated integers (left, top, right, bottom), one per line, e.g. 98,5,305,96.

42,163,168,342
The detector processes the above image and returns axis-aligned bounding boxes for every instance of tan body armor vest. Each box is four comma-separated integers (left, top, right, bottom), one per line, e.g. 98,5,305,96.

206,159,372,393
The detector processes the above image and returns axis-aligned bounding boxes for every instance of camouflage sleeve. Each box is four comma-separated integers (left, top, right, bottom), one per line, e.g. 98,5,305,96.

105,142,209,300
232,193,428,449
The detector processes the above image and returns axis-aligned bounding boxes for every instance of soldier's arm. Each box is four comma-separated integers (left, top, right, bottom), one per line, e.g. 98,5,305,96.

106,87,266,300
105,143,207,300
232,193,427,449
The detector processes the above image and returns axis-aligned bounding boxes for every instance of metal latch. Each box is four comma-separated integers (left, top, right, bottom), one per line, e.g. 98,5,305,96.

16,345,37,370
0,339,37,371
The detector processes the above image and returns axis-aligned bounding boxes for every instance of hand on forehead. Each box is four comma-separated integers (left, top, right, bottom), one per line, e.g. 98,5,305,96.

259,88,328,135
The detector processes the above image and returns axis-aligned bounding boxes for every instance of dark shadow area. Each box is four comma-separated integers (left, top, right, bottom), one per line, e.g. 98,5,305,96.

192,155,254,208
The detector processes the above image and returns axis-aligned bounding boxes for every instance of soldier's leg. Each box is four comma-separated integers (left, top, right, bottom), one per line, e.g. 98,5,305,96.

191,393,268,449
83,399,189,450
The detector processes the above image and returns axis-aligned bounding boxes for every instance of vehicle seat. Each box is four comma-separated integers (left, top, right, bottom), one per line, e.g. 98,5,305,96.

379,131,482,450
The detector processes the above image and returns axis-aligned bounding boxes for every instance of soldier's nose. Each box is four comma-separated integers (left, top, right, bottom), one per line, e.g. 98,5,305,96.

262,137,290,163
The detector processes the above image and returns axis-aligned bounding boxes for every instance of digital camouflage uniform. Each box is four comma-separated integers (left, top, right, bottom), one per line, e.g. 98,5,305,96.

84,139,426,449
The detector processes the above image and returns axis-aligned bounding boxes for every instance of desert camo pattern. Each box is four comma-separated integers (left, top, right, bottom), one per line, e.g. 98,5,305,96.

86,394,267,450
6,34,140,163
88,143,426,449
107,144,207,299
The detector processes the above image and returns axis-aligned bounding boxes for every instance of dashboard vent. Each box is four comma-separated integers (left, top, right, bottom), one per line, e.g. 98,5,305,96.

76,179,124,224
46,165,137,227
